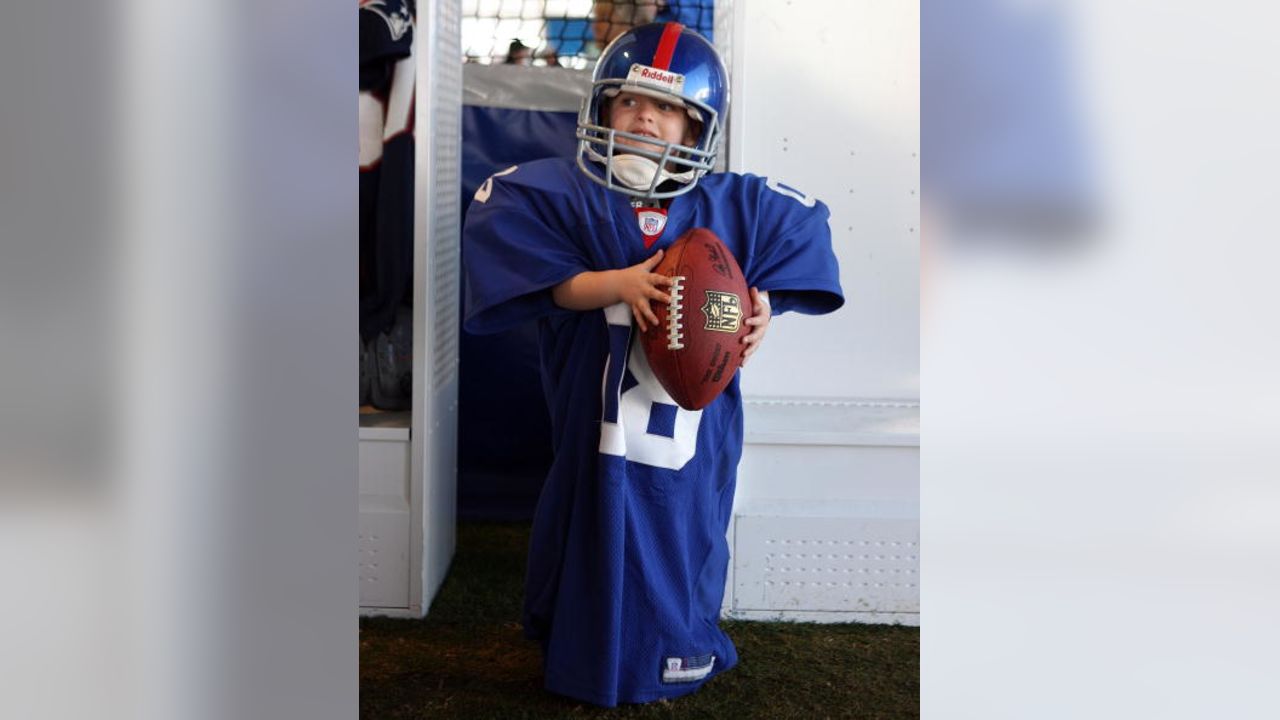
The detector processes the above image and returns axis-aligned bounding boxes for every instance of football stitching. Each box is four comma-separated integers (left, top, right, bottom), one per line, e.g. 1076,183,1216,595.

666,276,686,350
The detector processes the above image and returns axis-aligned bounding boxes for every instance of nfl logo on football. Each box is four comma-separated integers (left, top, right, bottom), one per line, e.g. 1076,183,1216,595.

701,290,742,333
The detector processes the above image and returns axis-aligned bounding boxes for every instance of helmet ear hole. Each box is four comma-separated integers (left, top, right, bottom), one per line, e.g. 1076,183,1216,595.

685,119,703,147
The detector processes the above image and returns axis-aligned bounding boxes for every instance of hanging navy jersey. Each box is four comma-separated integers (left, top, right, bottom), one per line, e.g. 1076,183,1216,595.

359,0,415,342
462,158,843,707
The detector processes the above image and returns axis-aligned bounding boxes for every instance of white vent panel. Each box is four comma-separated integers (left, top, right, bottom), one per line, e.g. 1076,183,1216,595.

429,0,462,392
734,514,919,614
358,499,410,608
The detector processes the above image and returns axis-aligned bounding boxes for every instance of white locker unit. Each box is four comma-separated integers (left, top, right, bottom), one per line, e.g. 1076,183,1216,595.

722,0,920,623
359,414,412,608
727,400,919,625
359,0,462,618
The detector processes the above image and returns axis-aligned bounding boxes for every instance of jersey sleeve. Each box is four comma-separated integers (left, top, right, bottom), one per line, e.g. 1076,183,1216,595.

462,168,592,334
744,191,846,316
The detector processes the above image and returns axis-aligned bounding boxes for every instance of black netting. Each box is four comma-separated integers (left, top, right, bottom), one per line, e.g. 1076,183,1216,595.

462,0,715,68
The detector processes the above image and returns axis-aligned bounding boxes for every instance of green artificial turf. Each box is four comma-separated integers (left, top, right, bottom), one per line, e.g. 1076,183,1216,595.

360,523,919,719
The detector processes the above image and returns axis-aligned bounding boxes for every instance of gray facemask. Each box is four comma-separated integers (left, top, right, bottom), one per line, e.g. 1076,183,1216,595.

606,152,697,191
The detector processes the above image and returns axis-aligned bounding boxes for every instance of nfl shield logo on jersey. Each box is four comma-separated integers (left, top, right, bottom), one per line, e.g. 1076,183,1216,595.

635,208,669,247
661,653,716,683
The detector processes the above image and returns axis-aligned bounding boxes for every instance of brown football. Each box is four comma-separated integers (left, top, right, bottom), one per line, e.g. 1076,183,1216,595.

641,227,752,410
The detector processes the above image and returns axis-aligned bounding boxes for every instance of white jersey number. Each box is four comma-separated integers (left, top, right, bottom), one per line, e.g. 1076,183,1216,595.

765,177,817,207
474,165,518,203
598,304,702,471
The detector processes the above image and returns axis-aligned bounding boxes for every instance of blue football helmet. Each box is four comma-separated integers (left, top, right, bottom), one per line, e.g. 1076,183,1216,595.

576,22,730,200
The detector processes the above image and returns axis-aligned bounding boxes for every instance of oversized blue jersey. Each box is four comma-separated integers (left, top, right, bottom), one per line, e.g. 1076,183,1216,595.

462,157,843,707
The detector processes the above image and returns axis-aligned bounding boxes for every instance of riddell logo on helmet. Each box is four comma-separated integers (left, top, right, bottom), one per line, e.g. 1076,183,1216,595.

640,67,676,84
626,64,686,94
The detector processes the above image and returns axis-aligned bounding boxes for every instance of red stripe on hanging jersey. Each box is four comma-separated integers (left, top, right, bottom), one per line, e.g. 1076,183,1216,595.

652,23,684,70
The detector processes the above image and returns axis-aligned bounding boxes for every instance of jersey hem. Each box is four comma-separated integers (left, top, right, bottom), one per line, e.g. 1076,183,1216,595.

543,653,737,708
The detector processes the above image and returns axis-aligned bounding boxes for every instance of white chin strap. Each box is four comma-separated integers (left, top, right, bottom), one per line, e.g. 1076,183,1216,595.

594,151,696,191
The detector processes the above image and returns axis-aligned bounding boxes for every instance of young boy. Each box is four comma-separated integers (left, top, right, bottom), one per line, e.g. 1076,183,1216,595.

462,23,844,707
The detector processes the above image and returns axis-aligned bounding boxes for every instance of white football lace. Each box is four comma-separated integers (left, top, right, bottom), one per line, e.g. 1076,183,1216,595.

666,276,686,350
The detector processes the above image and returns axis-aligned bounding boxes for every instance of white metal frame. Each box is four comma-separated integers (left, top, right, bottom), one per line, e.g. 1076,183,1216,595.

361,0,462,619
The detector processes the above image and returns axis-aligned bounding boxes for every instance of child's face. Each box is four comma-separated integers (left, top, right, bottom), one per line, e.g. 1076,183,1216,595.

607,91,697,155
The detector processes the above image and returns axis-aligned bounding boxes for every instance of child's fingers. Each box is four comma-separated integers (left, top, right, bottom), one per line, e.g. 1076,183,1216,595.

751,287,771,315
741,290,771,368
633,301,659,330
640,248,665,270
649,273,675,287
741,332,767,364
631,305,649,332
647,286,672,305
643,303,660,327
740,327,767,367
743,314,769,339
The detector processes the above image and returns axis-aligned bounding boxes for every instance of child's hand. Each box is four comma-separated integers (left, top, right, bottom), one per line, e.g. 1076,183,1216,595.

618,249,674,332
741,288,771,366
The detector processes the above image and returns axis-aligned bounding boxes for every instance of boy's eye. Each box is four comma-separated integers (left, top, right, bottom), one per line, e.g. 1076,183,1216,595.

657,102,674,112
